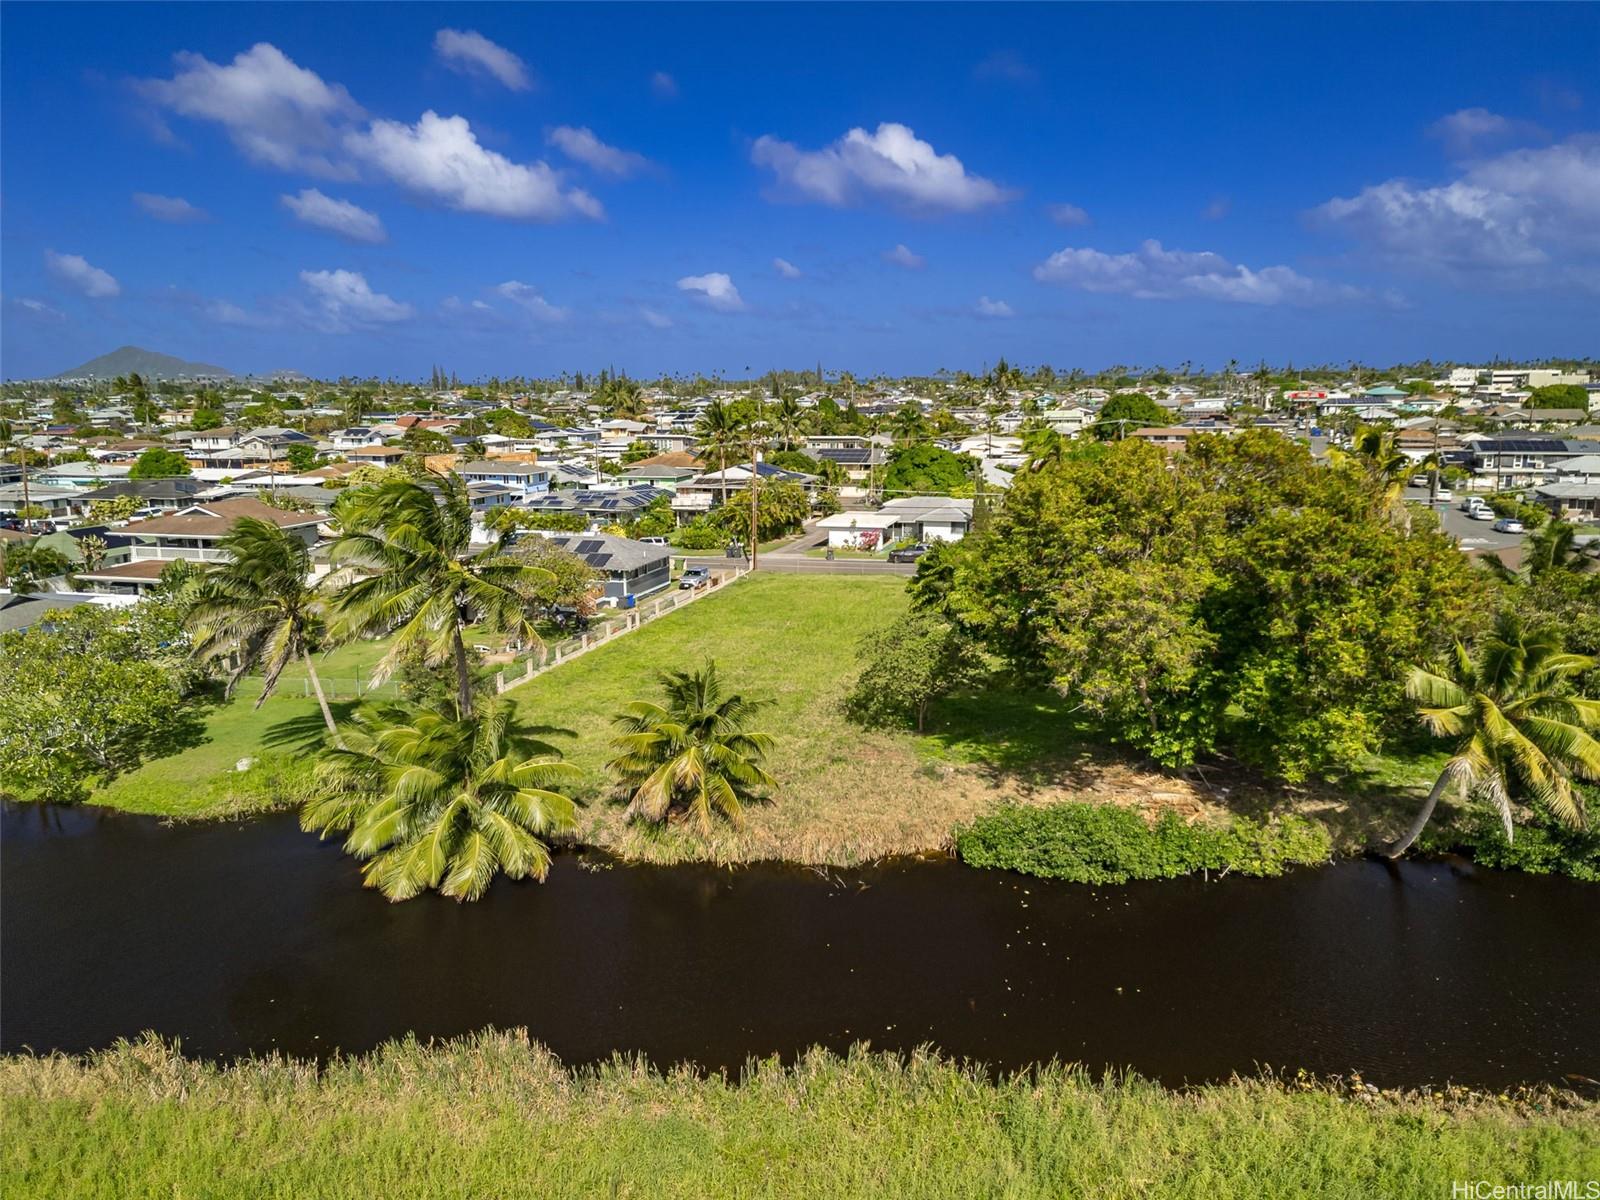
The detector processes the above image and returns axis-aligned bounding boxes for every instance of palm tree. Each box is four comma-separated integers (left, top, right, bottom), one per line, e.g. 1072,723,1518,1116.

695,399,743,503
187,517,340,737
327,474,552,719
606,661,776,834
1332,424,1411,521
0,540,71,594
1021,426,1065,472
1479,518,1588,585
771,395,804,450
302,698,579,901
1391,612,1600,857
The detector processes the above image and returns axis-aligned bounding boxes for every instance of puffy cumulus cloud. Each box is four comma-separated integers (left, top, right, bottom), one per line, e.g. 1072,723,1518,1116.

677,272,744,311
1427,108,1547,158
136,43,362,177
546,126,650,178
975,296,1014,318
281,188,386,243
1047,202,1090,227
347,112,603,221
433,29,532,91
132,192,208,223
883,243,925,269
1312,135,1600,283
751,122,1010,213
1033,240,1363,306
299,268,413,330
45,251,120,298
773,257,802,279
494,280,568,321
650,71,678,99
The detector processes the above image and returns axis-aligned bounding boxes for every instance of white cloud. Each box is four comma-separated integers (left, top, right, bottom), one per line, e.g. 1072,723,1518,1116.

773,257,802,279
299,268,413,330
546,125,649,178
677,272,744,311
13,297,66,320
1047,202,1090,227
433,29,531,92
281,188,386,243
975,296,1014,318
347,111,602,221
650,71,678,99
1033,239,1362,306
751,122,1009,212
45,251,120,298
1202,196,1232,221
494,280,568,321
132,192,208,223
883,243,925,270
640,306,673,328
1427,108,1546,158
205,299,277,329
136,43,362,177
1311,135,1600,283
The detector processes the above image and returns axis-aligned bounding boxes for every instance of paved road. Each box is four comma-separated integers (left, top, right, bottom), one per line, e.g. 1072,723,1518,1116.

680,553,916,576
1403,487,1524,564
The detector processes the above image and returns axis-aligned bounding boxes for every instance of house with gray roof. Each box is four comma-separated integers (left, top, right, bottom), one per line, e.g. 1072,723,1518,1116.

516,531,671,600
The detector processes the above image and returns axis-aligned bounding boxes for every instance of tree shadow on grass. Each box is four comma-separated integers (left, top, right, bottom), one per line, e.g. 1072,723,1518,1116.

922,681,1135,789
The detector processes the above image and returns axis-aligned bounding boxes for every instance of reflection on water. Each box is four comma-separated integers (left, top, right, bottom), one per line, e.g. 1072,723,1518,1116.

3,801,1596,1087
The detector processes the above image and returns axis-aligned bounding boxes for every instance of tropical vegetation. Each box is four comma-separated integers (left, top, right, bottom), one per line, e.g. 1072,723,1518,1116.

606,661,776,833
302,698,580,901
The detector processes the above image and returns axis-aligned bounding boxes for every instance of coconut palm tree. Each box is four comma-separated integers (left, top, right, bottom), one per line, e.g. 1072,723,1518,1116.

771,394,805,450
186,517,339,737
1391,612,1600,857
1479,518,1590,586
327,474,552,719
695,399,744,503
1331,424,1412,521
606,661,776,834
302,698,579,901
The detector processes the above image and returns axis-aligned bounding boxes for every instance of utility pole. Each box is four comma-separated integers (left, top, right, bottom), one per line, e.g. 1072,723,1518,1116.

748,429,762,571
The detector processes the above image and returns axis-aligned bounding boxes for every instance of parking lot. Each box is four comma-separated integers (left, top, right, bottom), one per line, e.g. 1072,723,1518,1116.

1402,487,1525,562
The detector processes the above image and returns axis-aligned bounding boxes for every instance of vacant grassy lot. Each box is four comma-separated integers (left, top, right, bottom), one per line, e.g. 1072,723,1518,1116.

86,573,1441,861
4,1033,1593,1200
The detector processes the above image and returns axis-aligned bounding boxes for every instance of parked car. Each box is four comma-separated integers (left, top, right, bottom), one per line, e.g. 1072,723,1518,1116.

1491,517,1525,534
678,566,711,590
887,543,930,564
1411,475,1431,488
1432,487,1453,502
1468,505,1497,521
638,536,669,546
1459,496,1488,513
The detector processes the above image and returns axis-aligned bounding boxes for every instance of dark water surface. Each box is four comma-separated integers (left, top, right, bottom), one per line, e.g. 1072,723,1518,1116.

3,802,1597,1087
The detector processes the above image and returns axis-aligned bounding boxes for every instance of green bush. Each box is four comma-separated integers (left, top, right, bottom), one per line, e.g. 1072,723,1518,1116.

1485,493,1546,527
1428,812,1600,882
670,519,728,550
956,802,1332,884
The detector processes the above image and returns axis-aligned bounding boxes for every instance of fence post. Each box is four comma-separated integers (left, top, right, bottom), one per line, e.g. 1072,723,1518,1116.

496,670,505,693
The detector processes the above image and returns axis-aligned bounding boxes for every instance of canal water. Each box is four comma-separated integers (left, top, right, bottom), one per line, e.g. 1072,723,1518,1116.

3,801,1596,1087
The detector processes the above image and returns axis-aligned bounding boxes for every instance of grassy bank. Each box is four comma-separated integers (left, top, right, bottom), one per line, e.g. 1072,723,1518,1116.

4,1033,1594,1200
83,573,1445,864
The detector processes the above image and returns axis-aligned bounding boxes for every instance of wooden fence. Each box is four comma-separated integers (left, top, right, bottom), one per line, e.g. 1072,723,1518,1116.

494,566,749,695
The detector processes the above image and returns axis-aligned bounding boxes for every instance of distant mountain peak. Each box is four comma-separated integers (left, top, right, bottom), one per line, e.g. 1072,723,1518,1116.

51,346,233,381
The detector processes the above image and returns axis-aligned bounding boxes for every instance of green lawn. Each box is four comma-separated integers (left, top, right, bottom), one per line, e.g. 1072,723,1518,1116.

5,1033,1594,1200
86,572,1443,860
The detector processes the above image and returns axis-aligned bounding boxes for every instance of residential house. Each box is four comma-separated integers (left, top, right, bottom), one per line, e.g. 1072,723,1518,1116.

457,459,551,502
75,498,325,595
518,485,668,524
0,483,83,518
816,495,974,549
77,477,216,513
1470,437,1600,489
670,462,815,523
520,532,671,601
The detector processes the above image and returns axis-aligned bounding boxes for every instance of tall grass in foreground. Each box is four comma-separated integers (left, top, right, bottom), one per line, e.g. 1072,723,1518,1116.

4,1032,1596,1199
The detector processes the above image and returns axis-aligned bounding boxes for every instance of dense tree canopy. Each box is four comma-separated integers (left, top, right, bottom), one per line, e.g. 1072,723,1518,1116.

128,447,192,479
1525,384,1588,410
881,445,971,496
928,431,1492,779
1091,393,1168,439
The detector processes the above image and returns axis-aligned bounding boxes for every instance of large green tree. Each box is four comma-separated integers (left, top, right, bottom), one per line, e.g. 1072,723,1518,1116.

328,474,552,718
606,662,776,833
934,431,1490,778
845,610,986,732
128,447,192,479
1393,613,1599,856
186,517,338,736
302,699,580,901
881,445,971,496
1091,393,1167,439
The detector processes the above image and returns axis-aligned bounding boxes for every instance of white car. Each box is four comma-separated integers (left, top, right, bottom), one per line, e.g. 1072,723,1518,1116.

1433,487,1453,502
1492,517,1525,534
1468,505,1496,521
1411,475,1431,488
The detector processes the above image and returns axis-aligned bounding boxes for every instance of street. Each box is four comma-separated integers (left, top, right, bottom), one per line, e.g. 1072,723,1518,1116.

1403,487,1524,565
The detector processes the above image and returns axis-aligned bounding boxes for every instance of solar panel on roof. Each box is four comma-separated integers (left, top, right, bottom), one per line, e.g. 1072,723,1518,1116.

575,539,604,553
590,554,612,567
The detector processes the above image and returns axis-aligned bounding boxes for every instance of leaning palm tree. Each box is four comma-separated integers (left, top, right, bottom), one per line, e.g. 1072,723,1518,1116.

302,698,579,901
1392,612,1600,857
606,661,776,834
186,517,339,737
327,474,552,719
1332,424,1411,522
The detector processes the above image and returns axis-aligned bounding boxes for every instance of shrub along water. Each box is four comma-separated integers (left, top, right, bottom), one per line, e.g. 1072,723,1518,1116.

1427,812,1600,883
3,1032,1593,1200
956,802,1332,884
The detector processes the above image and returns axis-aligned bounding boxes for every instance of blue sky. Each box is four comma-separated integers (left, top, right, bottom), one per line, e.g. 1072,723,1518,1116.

2,2,1596,380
